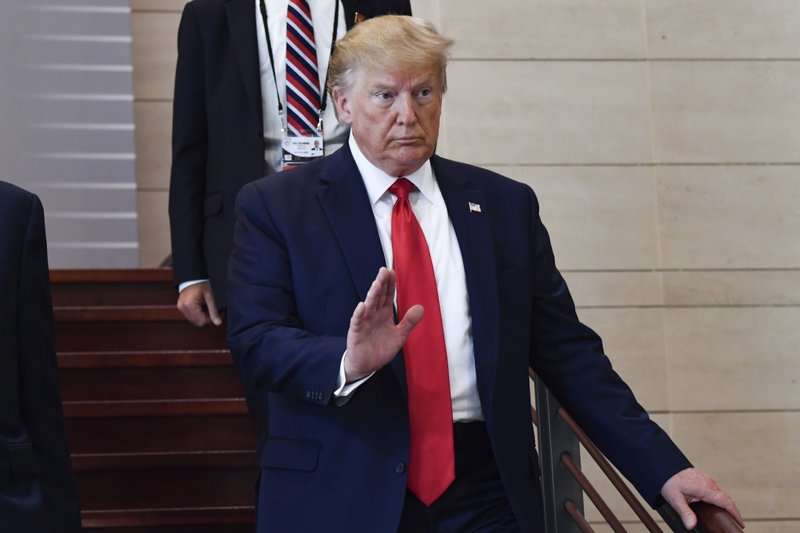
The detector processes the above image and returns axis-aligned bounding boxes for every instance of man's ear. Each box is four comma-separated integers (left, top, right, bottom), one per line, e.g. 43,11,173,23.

332,87,353,126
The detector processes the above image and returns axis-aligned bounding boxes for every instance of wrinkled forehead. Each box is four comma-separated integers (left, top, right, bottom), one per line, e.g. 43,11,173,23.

351,63,444,91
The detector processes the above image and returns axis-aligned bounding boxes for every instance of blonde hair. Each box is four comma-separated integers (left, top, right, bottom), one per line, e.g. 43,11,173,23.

327,15,454,95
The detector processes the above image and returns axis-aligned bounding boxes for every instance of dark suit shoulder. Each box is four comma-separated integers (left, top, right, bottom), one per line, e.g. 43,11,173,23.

183,0,228,15
431,156,536,194
0,181,37,226
0,180,36,204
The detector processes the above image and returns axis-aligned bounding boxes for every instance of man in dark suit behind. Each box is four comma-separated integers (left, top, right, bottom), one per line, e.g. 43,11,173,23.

0,181,81,532
228,15,744,532
169,0,412,329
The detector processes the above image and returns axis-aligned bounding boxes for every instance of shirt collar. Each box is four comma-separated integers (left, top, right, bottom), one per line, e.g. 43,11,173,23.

348,134,435,206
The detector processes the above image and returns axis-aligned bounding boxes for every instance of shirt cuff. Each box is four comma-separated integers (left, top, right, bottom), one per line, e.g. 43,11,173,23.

333,350,374,405
178,279,209,293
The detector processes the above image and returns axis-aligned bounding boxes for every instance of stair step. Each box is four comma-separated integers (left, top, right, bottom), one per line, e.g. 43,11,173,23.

67,414,259,455
55,305,183,322
51,268,176,307
81,506,254,531
72,450,255,471
55,318,228,351
51,267,258,530
63,398,248,418
59,361,244,402
58,349,233,368
75,467,257,512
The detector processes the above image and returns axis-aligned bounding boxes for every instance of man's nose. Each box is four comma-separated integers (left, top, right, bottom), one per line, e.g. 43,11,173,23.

394,93,417,125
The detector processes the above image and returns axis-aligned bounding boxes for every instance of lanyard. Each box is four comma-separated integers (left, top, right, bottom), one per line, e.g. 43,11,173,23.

258,0,339,133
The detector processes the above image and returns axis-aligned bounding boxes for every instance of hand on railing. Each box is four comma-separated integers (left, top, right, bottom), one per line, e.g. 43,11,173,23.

660,468,744,532
657,500,744,533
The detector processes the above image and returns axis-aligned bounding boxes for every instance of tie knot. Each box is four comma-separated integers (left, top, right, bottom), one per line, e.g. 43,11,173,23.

389,178,414,200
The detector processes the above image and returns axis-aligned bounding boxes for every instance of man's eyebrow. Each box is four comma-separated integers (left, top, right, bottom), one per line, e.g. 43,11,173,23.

368,81,396,92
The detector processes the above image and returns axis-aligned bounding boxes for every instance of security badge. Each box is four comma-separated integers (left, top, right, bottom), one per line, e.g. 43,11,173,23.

281,136,324,169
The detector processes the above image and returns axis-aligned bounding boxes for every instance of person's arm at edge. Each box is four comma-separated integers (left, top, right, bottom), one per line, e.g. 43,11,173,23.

18,193,81,531
169,1,215,325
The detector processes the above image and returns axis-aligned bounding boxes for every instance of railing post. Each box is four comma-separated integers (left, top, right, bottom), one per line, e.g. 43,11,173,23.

535,377,585,533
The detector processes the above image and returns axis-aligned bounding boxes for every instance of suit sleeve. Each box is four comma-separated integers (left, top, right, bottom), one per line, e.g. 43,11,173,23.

169,1,210,285
524,187,691,507
17,194,81,532
227,183,345,408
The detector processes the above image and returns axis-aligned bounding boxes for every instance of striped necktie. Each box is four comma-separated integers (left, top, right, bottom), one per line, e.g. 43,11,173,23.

286,0,321,137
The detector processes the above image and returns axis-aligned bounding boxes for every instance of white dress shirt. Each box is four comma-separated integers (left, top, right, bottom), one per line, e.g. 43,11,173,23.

336,135,484,422
255,0,349,173
179,1,350,293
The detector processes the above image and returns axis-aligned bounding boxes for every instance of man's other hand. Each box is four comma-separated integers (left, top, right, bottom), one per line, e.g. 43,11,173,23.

177,281,222,327
661,467,744,530
344,267,423,382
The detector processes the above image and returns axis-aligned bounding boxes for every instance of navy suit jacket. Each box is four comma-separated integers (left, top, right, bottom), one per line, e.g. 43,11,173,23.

227,145,691,532
169,0,412,308
0,182,81,532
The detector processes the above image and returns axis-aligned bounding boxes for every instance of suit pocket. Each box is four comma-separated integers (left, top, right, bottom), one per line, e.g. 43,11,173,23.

203,191,223,217
5,442,37,478
261,438,320,472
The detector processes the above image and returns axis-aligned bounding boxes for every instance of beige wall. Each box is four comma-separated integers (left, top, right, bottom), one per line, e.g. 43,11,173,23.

132,1,800,530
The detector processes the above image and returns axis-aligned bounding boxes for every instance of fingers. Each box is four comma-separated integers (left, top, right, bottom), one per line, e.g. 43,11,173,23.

703,490,744,528
349,301,366,331
177,284,210,326
363,267,393,314
176,282,222,327
661,468,745,530
203,289,223,326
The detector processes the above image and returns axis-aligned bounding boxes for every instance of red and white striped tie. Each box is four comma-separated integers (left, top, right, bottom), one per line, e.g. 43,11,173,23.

286,0,321,137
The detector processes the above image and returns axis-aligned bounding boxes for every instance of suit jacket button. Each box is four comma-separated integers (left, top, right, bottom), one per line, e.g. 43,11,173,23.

395,462,406,474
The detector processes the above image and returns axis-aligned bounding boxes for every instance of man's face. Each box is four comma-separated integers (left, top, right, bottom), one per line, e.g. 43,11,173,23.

333,65,443,177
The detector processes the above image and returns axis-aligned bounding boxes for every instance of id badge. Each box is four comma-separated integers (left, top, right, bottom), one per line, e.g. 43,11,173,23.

281,136,324,170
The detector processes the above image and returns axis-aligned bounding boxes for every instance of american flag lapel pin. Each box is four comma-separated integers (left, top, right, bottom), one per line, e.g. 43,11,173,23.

468,202,482,213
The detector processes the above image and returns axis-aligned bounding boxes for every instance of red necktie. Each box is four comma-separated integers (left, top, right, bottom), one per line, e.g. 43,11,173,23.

389,178,455,505
286,0,321,137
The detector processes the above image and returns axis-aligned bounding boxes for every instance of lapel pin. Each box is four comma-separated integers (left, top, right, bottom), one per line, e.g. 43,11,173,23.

468,202,482,213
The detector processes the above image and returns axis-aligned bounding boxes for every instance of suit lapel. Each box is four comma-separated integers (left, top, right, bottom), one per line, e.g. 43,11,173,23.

316,146,410,397
315,151,503,404
432,157,500,416
316,145,387,305
225,0,262,112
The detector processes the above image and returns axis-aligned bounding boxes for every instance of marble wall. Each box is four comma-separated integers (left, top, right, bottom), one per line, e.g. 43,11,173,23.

131,1,800,530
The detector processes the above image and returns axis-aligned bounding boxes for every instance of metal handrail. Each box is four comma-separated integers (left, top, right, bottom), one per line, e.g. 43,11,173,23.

557,405,662,532
531,370,743,533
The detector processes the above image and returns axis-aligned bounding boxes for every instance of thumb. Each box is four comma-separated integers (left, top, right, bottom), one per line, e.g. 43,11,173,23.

397,304,424,337
670,498,698,530
203,289,223,326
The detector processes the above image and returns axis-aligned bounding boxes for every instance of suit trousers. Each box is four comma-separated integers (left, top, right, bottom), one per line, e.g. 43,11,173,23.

397,422,521,532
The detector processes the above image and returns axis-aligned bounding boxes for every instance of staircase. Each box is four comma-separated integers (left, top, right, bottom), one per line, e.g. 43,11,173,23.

51,269,259,532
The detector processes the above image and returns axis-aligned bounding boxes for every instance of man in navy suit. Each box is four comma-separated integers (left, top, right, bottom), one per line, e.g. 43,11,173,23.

228,16,743,532
169,0,411,329
0,181,81,532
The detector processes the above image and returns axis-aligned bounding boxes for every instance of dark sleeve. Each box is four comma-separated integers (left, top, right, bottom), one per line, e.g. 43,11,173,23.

17,194,81,532
169,0,210,285
524,187,691,507
227,182,345,408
